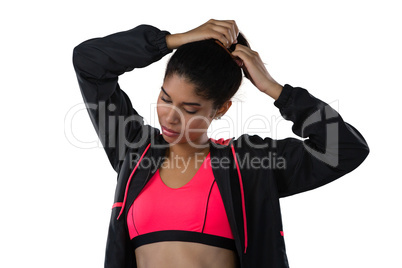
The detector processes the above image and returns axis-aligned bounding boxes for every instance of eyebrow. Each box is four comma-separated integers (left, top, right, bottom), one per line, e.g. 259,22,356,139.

161,86,201,106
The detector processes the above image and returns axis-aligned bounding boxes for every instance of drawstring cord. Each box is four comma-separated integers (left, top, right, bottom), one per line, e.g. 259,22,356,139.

230,143,248,254
117,143,151,220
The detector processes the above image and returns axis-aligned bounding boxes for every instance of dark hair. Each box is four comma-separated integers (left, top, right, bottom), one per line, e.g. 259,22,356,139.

164,33,250,111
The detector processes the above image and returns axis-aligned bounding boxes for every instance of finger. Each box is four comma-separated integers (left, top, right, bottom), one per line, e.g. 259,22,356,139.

232,45,255,60
231,49,258,78
215,20,239,42
232,53,251,79
210,21,237,46
212,26,234,46
231,50,249,65
212,32,231,47
226,20,240,40
234,57,244,67
232,44,254,54
211,31,231,47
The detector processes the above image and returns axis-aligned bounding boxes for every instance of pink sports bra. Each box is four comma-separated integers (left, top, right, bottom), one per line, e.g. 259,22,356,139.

127,152,236,251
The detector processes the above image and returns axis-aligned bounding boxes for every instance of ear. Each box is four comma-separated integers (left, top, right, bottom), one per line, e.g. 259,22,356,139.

215,100,232,118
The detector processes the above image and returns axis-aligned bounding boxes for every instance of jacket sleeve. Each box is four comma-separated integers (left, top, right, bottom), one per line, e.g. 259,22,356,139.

268,84,369,197
72,25,172,173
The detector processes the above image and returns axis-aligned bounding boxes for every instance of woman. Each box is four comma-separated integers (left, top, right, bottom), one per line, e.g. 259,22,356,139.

72,19,369,268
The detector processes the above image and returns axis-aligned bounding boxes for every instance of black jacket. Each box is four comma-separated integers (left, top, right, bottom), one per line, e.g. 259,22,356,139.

72,24,369,268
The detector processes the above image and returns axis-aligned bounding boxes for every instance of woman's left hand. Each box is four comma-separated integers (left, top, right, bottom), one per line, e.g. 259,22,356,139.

232,45,283,100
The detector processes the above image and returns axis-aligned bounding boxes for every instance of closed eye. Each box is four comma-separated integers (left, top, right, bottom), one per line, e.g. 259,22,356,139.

161,97,197,114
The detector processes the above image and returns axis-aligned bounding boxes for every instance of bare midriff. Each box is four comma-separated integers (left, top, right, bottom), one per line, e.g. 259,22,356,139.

135,241,239,268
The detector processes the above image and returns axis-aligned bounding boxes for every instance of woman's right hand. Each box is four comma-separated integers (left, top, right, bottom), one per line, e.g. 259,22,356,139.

166,19,240,50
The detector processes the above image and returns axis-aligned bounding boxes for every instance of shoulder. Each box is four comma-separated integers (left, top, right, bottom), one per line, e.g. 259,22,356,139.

209,134,276,155
232,134,275,152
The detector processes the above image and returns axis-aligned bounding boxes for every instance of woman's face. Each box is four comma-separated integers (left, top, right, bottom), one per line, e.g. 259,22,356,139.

156,74,221,146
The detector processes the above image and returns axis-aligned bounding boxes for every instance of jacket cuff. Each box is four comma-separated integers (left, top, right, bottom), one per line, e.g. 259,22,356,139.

274,84,293,109
154,30,172,55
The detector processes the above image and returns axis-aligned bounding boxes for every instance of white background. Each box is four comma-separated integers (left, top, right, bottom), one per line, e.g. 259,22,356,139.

1,0,400,267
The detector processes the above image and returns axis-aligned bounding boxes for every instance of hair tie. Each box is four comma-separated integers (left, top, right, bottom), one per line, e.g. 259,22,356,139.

214,40,244,67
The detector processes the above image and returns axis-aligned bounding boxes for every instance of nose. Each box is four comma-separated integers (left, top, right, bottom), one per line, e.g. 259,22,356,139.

166,105,180,124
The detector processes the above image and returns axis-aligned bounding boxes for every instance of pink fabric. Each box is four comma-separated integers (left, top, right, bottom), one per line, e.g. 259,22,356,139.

117,143,151,220
112,202,123,209
231,143,248,253
127,152,234,240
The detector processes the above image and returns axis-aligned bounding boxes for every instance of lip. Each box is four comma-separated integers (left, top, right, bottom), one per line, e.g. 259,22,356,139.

162,126,180,137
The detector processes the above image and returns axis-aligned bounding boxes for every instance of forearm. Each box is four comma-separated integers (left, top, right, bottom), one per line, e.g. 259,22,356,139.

261,81,283,101
166,33,186,50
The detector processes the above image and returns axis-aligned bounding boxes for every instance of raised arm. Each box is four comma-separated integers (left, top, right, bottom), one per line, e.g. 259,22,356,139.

273,84,369,197
72,24,172,172
232,43,370,197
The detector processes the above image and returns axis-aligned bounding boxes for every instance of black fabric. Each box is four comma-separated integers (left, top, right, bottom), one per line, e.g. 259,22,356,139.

72,24,370,268
131,230,237,251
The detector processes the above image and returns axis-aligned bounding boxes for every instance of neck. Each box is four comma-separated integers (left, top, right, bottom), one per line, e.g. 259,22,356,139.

167,136,211,159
